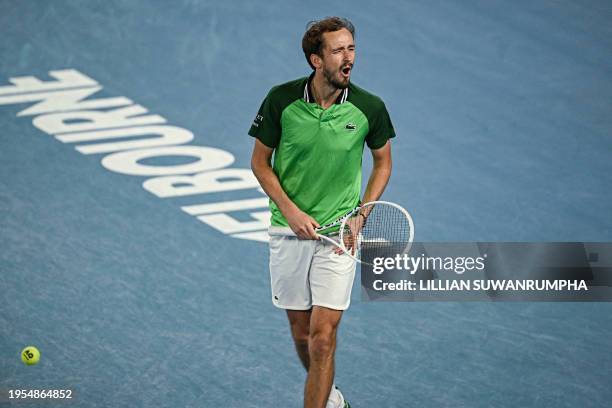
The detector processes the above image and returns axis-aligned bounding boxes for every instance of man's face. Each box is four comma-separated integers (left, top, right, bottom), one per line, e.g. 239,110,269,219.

317,28,355,89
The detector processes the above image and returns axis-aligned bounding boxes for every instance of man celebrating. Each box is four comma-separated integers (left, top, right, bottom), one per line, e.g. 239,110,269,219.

249,17,395,408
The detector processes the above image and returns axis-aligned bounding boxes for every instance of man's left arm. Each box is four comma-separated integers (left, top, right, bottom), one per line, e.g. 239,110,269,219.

339,141,392,254
361,140,392,203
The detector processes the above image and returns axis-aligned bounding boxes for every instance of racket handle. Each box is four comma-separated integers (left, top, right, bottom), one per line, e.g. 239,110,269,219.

316,234,342,247
316,234,361,264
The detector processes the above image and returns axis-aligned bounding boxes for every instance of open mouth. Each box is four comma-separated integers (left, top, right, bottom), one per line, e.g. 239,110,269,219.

341,65,352,77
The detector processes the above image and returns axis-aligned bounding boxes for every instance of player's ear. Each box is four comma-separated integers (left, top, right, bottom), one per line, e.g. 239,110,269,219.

310,53,322,70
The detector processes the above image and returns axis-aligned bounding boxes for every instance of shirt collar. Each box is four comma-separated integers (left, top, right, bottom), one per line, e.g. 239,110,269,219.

304,72,349,105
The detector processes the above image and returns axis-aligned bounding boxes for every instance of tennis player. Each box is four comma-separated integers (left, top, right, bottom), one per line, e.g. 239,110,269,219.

249,17,395,408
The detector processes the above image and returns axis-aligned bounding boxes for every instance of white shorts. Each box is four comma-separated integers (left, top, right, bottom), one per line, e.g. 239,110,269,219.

268,231,357,311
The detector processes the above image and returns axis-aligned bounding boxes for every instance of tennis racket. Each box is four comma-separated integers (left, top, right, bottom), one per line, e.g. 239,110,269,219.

268,201,414,265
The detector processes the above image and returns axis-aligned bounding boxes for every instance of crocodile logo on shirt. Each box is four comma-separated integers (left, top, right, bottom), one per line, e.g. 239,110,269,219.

345,122,357,131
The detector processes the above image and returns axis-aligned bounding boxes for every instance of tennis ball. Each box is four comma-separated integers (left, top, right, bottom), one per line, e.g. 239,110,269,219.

21,346,40,365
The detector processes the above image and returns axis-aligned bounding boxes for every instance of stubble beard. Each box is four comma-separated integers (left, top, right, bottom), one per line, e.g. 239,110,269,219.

323,65,349,90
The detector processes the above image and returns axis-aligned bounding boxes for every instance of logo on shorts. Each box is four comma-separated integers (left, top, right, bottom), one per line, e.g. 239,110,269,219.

345,122,357,131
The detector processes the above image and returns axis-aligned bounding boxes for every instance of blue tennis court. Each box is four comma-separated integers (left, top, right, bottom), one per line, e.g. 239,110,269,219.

2,1,611,407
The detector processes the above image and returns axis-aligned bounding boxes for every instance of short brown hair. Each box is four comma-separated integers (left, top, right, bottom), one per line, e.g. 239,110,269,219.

302,17,355,70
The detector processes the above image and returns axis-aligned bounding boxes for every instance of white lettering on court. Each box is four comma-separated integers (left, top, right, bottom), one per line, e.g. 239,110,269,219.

0,69,270,243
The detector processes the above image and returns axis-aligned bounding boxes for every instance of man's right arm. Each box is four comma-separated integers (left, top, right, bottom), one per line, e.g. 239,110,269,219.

250,139,319,239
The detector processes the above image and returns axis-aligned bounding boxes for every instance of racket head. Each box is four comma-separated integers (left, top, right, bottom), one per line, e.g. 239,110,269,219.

339,201,414,265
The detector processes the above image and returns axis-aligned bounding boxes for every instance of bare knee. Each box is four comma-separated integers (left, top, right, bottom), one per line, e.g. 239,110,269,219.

308,329,335,362
290,321,309,345
287,310,310,345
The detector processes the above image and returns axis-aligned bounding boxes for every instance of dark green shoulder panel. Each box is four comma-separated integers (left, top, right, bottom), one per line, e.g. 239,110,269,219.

347,82,385,114
268,77,306,108
347,82,396,149
248,77,307,148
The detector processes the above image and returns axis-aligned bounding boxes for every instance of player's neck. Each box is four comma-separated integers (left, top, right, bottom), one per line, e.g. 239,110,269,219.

312,72,342,109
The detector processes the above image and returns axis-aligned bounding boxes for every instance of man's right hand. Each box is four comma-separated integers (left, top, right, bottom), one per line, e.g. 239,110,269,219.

285,207,320,240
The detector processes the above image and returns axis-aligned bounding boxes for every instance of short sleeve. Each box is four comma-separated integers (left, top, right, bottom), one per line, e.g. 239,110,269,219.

248,89,282,148
365,101,395,149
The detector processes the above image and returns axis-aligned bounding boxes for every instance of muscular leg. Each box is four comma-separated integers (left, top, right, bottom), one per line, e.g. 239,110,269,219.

286,309,312,370
304,306,343,408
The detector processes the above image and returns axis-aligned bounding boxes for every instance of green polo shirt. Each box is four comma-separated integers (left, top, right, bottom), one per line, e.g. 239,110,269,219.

249,74,395,227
